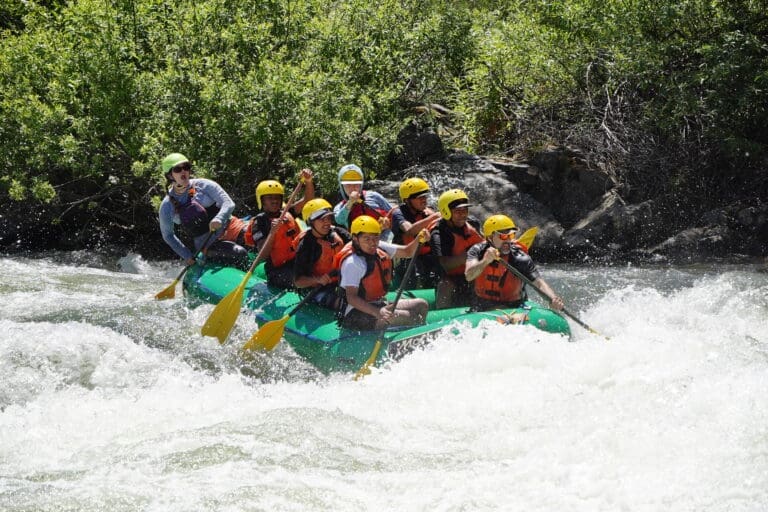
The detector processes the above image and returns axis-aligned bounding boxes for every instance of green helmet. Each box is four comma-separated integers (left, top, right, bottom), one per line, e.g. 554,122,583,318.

161,153,190,175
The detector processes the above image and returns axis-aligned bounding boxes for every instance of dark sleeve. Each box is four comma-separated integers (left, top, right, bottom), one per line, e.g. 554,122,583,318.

252,212,271,243
293,237,316,278
390,206,407,235
466,242,485,262
431,223,454,258
334,226,352,244
429,226,443,257
510,248,541,282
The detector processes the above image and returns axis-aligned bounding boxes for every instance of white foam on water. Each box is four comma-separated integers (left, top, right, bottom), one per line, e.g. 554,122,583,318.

1,261,767,511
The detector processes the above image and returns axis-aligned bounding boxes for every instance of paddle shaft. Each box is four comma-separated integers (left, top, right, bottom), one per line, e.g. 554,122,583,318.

353,241,424,379
496,258,599,335
156,231,215,299
287,271,339,316
201,180,305,343
390,240,424,309
247,181,306,275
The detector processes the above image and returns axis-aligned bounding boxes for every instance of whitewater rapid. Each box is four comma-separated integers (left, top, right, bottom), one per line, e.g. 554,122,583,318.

1,253,766,511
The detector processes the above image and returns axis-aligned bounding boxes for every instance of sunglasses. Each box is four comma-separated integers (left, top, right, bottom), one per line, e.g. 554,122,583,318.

495,229,517,240
171,163,191,173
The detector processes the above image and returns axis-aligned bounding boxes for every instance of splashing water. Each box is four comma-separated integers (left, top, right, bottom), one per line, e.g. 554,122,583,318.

1,254,766,511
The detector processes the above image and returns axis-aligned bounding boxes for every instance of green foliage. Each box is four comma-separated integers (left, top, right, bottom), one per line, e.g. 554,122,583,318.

0,0,766,250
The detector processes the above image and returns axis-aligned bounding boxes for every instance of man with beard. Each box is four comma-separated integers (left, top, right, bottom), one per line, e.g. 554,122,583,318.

465,214,564,315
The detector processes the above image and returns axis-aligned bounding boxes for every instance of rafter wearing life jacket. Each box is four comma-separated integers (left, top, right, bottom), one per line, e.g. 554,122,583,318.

333,241,393,301
168,186,219,238
167,186,248,244
342,191,391,227
247,211,300,267
472,241,530,303
387,203,435,256
291,228,345,281
438,220,484,277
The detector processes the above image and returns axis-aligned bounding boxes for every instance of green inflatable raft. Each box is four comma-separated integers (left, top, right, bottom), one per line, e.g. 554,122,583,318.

183,263,571,374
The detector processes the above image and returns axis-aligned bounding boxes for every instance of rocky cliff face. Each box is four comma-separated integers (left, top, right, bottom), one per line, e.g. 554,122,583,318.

377,142,767,263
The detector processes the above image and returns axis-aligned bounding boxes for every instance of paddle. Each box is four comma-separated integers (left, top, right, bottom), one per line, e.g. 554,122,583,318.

155,231,215,300
354,237,425,380
495,257,606,338
242,272,336,352
200,181,305,344
516,226,538,251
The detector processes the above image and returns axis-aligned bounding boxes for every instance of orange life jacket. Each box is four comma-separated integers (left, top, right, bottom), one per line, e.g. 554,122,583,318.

473,243,527,303
291,228,345,280
247,212,299,267
334,242,392,301
443,222,483,277
221,216,247,243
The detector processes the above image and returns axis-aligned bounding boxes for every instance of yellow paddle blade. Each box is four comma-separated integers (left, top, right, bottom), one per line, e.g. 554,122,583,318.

516,226,538,251
353,340,382,381
154,279,179,300
243,315,289,352
200,280,248,344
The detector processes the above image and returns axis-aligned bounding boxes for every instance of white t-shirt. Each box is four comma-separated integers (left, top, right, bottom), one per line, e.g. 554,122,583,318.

340,241,398,314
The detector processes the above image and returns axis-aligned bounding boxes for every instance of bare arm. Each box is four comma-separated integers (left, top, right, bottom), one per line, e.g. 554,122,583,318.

392,229,429,259
402,211,441,236
294,273,332,289
292,168,315,216
465,246,499,282
532,277,564,310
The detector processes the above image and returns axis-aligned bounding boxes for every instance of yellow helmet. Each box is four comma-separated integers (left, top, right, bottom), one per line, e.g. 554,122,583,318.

255,180,284,209
399,177,430,202
437,189,471,220
482,214,517,238
351,215,382,235
302,198,334,222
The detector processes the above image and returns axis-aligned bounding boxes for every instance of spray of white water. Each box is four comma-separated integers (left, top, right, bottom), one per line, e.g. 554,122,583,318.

1,254,766,511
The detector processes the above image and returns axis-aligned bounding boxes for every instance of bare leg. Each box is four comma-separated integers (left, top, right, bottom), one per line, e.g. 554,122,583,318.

392,298,428,326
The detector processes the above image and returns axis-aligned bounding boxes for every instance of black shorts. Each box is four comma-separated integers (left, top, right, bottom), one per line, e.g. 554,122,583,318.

341,301,385,331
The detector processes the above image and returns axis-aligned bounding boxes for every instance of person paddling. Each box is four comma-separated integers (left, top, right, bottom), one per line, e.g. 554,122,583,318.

158,153,249,270
465,214,564,318
335,215,429,331
430,189,484,308
292,198,351,309
245,169,315,288
388,177,442,289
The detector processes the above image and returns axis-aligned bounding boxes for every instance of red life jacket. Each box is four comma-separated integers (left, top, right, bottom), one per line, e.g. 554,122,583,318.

343,192,391,226
473,243,528,303
291,228,344,280
334,242,392,301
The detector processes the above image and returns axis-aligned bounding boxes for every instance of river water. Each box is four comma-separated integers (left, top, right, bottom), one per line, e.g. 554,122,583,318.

1,251,767,511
